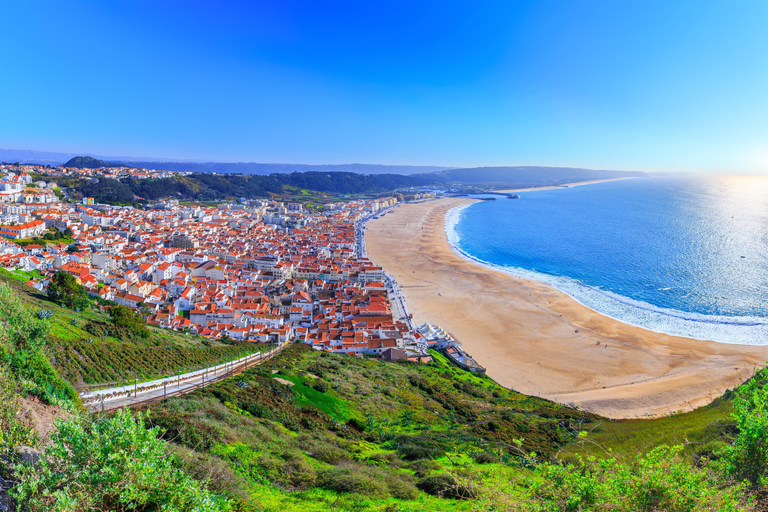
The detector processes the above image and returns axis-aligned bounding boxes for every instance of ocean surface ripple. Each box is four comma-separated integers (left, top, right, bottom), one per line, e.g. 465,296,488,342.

446,176,768,345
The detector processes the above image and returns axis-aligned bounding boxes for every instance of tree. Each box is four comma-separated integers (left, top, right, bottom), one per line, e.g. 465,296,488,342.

109,304,149,339
63,227,73,238
46,271,88,310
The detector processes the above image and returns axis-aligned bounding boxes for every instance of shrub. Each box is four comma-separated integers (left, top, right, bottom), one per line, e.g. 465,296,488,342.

312,380,329,393
0,369,38,459
346,417,366,432
718,368,768,486
12,409,232,511
396,435,443,461
147,412,219,451
386,476,419,500
474,452,499,464
308,443,349,465
109,304,149,339
316,466,389,498
417,473,474,499
504,445,746,512
0,284,77,406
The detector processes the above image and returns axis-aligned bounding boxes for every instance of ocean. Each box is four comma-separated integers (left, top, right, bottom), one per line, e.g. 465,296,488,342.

446,175,768,345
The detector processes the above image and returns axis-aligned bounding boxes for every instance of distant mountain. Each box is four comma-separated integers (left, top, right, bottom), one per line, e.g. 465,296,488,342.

416,166,648,187
0,149,454,175
0,149,183,166
112,161,454,176
63,156,121,169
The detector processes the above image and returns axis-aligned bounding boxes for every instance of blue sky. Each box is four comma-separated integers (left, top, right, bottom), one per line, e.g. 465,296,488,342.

1,1,768,172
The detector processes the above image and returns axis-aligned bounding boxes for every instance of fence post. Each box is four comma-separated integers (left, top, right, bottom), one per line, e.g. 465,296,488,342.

177,370,180,388
101,393,104,412
164,381,167,400
134,375,137,397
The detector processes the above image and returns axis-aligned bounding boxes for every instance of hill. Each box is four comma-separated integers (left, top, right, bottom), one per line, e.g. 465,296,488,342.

63,156,120,169
417,165,648,187
0,269,764,510
1,149,454,175
73,172,438,204
113,161,455,176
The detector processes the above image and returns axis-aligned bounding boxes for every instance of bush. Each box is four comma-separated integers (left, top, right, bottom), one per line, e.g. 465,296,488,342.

316,466,389,498
308,443,349,465
417,473,474,499
109,304,149,339
501,445,746,512
147,412,219,451
718,368,768,486
0,369,38,459
396,435,443,461
474,452,499,464
386,476,419,500
0,283,77,405
346,417,366,432
312,380,329,393
12,409,232,511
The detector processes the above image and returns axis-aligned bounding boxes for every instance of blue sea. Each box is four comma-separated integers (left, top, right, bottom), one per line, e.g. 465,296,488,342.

446,175,768,345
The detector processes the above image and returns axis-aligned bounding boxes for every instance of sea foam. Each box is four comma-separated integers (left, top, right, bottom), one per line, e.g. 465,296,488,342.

445,201,768,346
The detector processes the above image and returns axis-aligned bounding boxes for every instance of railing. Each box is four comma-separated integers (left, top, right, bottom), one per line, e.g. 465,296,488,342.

85,341,292,413
74,347,264,393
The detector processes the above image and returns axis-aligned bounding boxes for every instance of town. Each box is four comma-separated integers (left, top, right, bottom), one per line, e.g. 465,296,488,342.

0,163,481,369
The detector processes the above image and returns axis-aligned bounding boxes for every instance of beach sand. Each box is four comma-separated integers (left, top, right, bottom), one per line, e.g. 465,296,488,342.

365,197,768,419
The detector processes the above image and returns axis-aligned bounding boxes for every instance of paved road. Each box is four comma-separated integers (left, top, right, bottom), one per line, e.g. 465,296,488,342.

83,344,289,413
355,205,415,330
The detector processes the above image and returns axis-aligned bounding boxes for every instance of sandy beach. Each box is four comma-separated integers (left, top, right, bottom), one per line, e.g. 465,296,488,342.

365,197,768,419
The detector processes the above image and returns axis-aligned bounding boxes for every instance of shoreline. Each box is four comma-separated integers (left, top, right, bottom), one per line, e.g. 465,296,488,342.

365,196,768,419
444,201,768,346
493,177,635,193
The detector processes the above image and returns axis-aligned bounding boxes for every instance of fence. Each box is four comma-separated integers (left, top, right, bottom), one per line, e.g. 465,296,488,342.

87,341,292,413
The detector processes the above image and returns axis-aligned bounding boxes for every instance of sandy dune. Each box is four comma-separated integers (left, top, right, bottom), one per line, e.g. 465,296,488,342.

365,197,768,418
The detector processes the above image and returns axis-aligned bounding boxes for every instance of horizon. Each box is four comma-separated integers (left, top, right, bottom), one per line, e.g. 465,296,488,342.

3,2,768,173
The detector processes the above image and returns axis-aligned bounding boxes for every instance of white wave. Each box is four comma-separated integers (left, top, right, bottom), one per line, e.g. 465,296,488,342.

444,203,768,346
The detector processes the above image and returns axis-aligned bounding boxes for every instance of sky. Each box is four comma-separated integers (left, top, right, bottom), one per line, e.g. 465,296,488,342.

1,1,768,172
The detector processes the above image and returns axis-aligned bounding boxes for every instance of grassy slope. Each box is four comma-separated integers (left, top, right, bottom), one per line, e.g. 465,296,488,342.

139,345,595,511
136,344,746,511
563,394,736,464
0,271,267,387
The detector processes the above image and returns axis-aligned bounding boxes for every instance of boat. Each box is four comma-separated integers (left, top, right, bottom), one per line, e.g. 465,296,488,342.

443,345,486,375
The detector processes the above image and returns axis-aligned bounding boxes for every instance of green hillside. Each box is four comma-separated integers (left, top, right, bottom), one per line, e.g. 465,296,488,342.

1,271,265,388
67,171,435,205
0,275,765,511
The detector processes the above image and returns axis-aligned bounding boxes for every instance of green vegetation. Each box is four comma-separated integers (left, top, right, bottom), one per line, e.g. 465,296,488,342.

0,270,266,387
0,368,39,460
12,409,231,511
73,171,433,204
2,266,768,510
129,344,768,511
137,344,596,510
0,279,248,511
0,282,77,406
46,270,88,310
109,304,150,339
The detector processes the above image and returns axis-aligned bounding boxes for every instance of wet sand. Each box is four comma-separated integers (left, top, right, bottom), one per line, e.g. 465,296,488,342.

365,197,768,419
